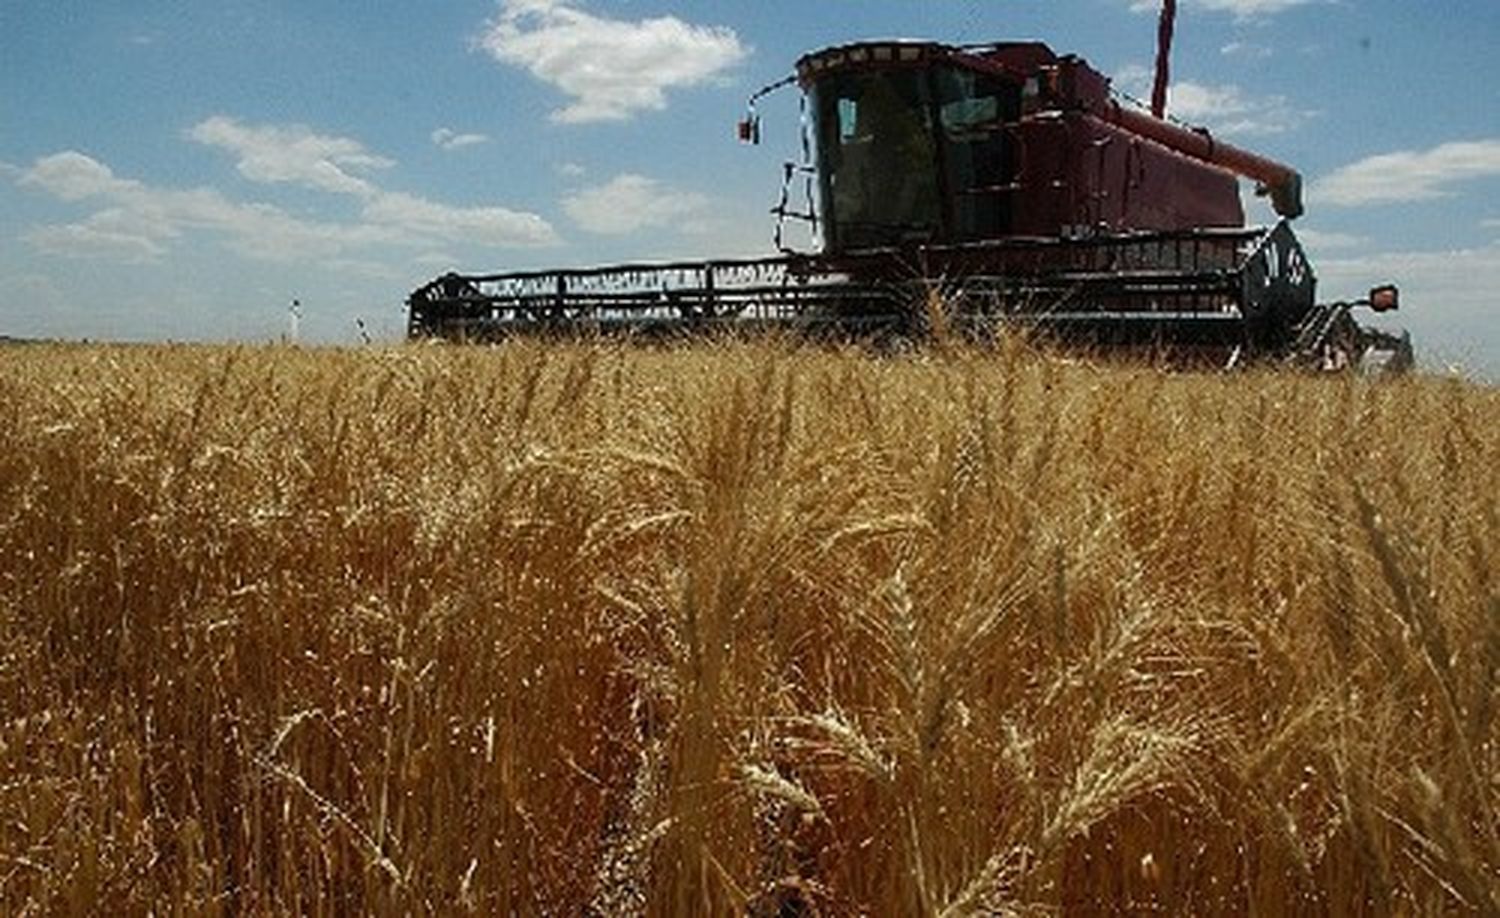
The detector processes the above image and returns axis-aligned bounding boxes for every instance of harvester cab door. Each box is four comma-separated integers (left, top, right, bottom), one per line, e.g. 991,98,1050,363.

815,70,943,251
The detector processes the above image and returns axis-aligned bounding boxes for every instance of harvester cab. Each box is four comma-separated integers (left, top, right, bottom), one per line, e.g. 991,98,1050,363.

406,33,1412,372
779,41,1313,243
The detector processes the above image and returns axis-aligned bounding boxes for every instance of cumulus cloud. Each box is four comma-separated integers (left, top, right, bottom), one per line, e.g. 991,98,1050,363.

20,151,141,200
17,156,398,262
479,0,748,123
431,128,490,151
414,251,461,268
562,173,709,234
1220,41,1273,59
1115,65,1312,136
363,192,556,248
1311,139,1500,207
24,220,167,264
1193,0,1320,15
14,144,557,264
1292,228,1367,253
1129,0,1321,17
187,115,393,196
1168,81,1311,135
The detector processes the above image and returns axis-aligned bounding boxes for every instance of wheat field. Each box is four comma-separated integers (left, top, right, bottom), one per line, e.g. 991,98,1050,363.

0,339,1494,914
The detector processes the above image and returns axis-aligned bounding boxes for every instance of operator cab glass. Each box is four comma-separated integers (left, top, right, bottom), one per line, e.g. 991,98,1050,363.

814,69,940,250
807,52,1021,253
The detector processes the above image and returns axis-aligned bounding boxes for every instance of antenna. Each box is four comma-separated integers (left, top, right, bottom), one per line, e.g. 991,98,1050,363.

1152,0,1177,119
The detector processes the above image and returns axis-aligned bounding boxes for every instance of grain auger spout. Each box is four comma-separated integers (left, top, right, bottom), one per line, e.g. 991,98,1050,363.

406,27,1410,371
1101,103,1303,221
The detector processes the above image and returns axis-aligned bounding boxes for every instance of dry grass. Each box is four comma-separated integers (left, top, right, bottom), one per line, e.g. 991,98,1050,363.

0,338,1495,914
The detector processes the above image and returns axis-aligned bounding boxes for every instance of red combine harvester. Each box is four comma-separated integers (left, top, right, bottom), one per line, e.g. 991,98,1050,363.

407,27,1412,370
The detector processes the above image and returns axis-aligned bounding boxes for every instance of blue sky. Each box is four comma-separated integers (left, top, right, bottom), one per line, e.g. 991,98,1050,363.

2,1,1497,373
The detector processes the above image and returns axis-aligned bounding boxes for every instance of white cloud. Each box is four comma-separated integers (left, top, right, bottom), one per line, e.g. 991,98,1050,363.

24,174,396,263
1312,140,1500,207
1195,0,1320,14
414,251,461,268
479,0,748,124
1483,218,1500,230
20,151,141,200
562,173,708,234
1129,0,1320,17
1220,41,1273,59
1167,82,1309,135
431,128,490,151
24,220,166,264
322,258,404,283
177,196,401,262
1115,66,1312,136
556,161,586,178
15,147,557,264
1293,228,1366,251
187,115,393,196
363,192,557,248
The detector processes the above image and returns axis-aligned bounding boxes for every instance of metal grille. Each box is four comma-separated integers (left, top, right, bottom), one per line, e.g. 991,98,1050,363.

407,226,1296,350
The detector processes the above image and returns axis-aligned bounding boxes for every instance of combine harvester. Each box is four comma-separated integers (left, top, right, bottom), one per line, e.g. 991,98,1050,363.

406,3,1412,370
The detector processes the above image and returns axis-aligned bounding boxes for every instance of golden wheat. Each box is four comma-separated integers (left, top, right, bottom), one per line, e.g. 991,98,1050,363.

0,339,1494,913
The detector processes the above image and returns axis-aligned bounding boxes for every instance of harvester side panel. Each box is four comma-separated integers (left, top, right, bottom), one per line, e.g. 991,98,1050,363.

1009,113,1245,237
